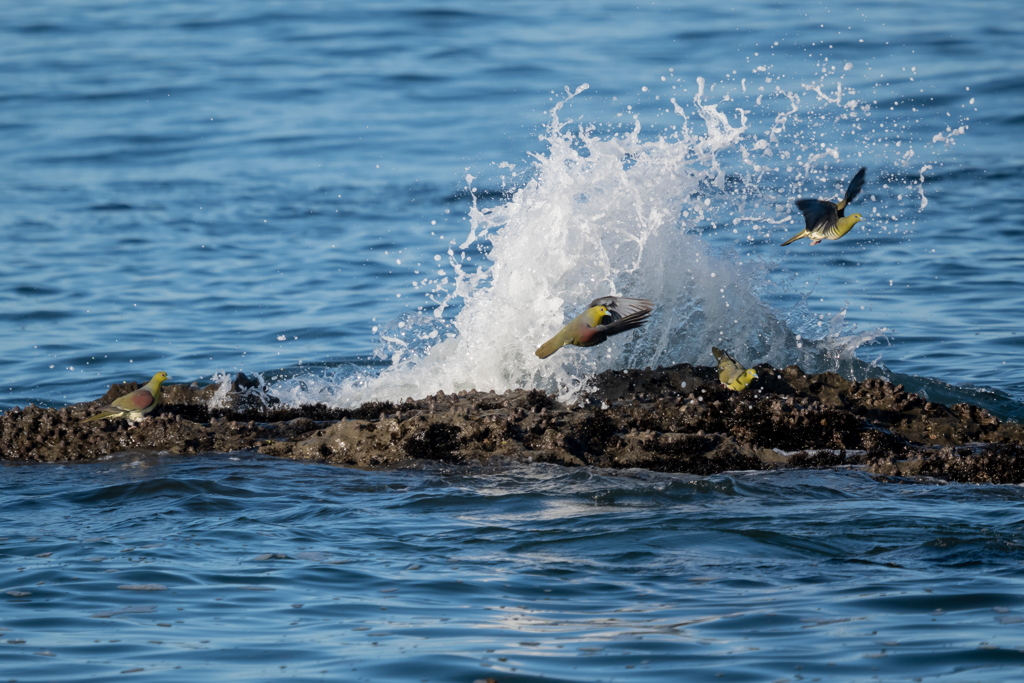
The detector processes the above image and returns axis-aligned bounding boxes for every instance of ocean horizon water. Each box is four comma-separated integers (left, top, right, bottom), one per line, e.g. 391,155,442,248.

3,1,1024,680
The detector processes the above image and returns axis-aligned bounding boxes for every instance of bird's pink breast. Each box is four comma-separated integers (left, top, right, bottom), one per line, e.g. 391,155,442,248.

127,391,154,409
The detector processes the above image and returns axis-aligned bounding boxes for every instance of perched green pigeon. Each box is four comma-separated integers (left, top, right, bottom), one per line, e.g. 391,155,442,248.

712,347,758,392
535,296,653,359
782,167,866,246
82,372,170,423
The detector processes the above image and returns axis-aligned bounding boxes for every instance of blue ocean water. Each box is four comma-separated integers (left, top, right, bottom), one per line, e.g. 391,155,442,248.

3,1,1024,680
4,455,1024,682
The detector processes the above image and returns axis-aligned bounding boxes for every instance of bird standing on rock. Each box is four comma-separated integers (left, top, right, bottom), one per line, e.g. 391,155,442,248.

781,167,866,246
712,347,757,392
81,372,170,423
535,297,653,359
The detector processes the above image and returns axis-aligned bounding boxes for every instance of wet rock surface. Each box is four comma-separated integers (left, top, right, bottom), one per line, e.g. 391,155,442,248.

3,366,1024,484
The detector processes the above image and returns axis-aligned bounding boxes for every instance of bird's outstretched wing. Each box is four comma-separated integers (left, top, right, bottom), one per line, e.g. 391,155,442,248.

595,308,652,336
795,198,839,233
839,167,867,216
587,296,653,323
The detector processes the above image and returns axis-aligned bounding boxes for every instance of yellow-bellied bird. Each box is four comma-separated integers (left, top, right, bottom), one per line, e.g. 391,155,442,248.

82,372,170,423
782,167,866,246
712,347,757,391
535,297,653,359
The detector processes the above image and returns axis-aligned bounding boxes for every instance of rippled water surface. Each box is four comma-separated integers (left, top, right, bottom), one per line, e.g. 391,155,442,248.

4,0,1024,679
4,456,1024,682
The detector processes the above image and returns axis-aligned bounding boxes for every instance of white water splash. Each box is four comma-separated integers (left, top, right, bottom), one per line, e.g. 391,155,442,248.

208,370,277,410
271,81,894,408
208,371,234,409
932,124,967,146
269,51,982,409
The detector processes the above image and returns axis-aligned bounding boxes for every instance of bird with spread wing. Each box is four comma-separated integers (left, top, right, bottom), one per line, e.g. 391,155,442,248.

535,296,653,359
712,347,758,392
782,167,866,246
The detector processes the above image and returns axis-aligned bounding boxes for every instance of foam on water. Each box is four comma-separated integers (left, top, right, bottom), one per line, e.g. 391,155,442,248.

272,70,960,407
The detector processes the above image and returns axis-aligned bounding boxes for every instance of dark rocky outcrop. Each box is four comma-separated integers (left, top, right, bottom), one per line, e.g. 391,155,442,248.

3,366,1024,484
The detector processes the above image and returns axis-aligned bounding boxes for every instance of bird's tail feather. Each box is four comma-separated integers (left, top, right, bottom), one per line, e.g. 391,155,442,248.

535,338,562,359
780,230,807,246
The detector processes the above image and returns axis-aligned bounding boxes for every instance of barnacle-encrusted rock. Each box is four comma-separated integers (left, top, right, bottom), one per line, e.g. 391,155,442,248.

3,365,1022,484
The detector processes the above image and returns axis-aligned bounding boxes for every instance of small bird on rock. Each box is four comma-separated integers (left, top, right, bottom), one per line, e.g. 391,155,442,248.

81,372,170,423
782,167,866,246
536,296,653,359
712,347,757,392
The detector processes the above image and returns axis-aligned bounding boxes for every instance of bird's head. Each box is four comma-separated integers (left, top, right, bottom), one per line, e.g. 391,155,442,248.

585,305,610,326
149,372,170,386
850,213,863,224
